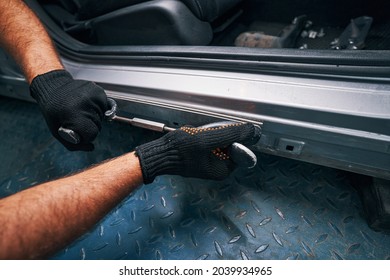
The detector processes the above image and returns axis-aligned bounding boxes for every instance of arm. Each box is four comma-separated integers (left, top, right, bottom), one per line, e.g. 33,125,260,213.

0,152,143,260
0,123,260,259
0,0,64,83
0,1,108,151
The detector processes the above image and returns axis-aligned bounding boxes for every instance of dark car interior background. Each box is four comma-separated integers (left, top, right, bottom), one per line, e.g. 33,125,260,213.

39,0,390,50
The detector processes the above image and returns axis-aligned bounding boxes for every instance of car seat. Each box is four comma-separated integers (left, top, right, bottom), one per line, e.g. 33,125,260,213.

43,0,243,45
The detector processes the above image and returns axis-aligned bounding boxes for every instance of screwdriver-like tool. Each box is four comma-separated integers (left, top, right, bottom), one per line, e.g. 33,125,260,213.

58,99,174,144
58,98,261,168
104,98,176,133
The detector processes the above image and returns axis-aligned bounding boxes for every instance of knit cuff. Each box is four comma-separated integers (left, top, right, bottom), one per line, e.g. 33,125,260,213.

30,70,73,102
135,138,181,184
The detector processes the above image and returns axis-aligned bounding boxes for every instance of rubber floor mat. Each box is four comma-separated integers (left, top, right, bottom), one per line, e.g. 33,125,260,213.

0,96,389,260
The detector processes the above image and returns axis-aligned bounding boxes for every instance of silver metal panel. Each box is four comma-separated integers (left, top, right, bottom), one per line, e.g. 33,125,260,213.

63,59,390,179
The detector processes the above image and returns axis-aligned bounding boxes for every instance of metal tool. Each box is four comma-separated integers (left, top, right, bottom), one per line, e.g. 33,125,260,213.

59,98,261,168
58,99,175,144
103,98,175,133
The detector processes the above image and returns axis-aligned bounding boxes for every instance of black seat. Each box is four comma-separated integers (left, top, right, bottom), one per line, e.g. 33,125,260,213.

48,0,243,45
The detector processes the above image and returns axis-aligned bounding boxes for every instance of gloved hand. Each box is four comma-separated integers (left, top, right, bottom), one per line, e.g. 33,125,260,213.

135,123,260,184
30,69,108,151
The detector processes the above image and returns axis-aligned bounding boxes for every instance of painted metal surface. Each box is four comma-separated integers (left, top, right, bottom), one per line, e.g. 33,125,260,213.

62,59,390,180
0,96,389,260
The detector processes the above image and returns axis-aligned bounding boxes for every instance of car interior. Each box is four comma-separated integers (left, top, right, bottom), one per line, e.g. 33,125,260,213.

39,0,390,50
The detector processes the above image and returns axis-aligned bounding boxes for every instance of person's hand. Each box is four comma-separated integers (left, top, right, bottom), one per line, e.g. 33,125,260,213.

30,69,108,151
135,122,261,184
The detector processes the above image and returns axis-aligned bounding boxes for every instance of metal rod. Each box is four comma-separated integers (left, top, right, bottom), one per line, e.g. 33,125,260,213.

112,115,176,133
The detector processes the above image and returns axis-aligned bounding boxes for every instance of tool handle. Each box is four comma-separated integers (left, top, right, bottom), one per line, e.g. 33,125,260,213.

199,122,261,169
57,127,81,145
58,98,117,144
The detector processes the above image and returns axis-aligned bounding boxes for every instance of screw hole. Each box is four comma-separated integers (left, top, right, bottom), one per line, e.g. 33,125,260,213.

286,145,295,151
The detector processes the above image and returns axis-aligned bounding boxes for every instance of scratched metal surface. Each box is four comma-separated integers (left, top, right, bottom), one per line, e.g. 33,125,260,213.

0,96,389,260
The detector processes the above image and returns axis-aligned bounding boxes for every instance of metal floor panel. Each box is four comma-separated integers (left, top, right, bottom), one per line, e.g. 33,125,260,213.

0,96,389,260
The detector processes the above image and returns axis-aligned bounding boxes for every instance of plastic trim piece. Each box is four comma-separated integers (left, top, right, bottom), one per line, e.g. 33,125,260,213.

69,0,213,45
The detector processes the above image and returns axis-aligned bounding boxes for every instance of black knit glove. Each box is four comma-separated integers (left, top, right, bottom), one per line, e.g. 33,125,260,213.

135,123,260,184
30,70,108,151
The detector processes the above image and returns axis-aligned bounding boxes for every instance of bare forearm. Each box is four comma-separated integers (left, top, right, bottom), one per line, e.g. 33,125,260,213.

0,0,63,83
0,152,143,259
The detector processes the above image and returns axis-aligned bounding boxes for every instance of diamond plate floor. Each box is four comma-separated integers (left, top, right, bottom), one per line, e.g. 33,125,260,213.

0,96,389,260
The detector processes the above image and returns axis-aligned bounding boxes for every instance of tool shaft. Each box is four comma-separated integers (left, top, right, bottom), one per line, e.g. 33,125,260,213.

113,115,175,133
